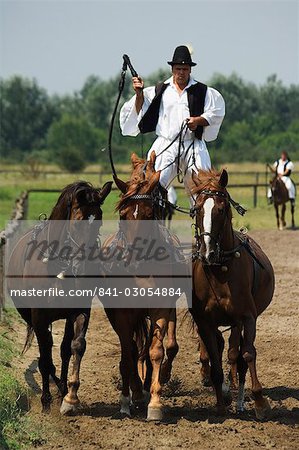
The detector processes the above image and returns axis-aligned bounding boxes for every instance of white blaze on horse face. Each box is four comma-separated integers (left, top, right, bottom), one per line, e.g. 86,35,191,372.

203,197,215,254
133,204,139,219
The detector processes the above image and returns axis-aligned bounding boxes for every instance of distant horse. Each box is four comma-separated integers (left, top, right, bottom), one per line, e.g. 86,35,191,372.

269,174,295,229
7,180,112,413
190,169,275,419
103,152,181,421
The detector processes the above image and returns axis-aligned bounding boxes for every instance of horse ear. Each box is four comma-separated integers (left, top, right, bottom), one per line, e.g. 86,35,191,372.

131,152,140,168
219,169,228,188
148,170,161,192
147,150,156,172
99,181,113,203
114,176,128,194
149,150,157,168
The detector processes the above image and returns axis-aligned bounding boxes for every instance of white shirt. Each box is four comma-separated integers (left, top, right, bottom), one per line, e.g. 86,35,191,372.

274,158,294,175
120,76,225,142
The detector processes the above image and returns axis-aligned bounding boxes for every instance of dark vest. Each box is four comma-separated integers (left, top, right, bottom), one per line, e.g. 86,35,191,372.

276,159,292,176
138,81,208,140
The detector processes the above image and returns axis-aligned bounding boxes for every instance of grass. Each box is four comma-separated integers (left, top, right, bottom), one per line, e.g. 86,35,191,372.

0,310,46,450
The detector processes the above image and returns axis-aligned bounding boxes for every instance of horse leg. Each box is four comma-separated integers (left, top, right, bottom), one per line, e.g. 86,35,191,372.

290,199,295,228
199,324,226,415
227,326,241,390
281,203,286,229
160,309,179,384
275,204,280,229
130,339,148,407
60,312,90,415
236,336,248,413
147,315,167,421
34,322,57,413
198,335,212,386
242,315,271,420
215,330,231,405
59,318,74,397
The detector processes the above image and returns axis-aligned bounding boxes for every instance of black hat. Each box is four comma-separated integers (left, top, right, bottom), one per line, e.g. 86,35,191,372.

167,45,196,67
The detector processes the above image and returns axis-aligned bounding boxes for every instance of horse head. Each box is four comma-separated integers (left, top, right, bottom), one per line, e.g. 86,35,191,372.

114,152,162,221
191,169,232,265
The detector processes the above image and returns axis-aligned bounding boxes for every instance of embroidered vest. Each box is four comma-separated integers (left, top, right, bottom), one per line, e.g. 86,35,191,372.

138,81,208,139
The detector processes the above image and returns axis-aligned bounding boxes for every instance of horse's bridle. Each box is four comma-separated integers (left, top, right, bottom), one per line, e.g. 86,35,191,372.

191,189,230,264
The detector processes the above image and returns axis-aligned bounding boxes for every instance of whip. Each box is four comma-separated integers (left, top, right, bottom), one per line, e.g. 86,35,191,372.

108,54,139,179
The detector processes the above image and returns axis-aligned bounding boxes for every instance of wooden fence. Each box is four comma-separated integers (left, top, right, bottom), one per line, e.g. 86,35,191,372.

1,181,298,317
27,182,298,208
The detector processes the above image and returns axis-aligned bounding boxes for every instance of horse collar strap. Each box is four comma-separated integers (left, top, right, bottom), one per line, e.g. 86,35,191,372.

129,194,153,201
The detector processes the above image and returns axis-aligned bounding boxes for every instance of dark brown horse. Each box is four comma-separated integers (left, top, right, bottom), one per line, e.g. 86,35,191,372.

103,152,181,421
7,180,112,414
269,174,295,229
189,169,275,419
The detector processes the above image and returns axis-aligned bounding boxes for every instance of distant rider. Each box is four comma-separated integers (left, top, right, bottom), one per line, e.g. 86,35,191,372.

268,150,296,204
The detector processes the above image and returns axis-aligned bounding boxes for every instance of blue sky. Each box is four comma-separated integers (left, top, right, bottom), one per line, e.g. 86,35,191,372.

0,0,298,94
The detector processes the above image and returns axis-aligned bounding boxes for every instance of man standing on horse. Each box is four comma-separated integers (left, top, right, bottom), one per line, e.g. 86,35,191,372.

268,150,296,204
120,45,225,191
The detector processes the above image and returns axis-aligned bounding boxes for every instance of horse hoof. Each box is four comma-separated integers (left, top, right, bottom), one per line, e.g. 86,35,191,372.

147,406,163,422
120,394,131,417
133,389,150,409
222,383,232,406
216,405,226,416
201,377,212,387
60,399,79,416
255,398,271,420
237,405,246,414
42,404,51,414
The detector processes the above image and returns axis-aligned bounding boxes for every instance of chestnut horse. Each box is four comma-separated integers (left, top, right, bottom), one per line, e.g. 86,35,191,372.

103,152,181,421
189,169,275,419
270,175,295,230
7,180,112,413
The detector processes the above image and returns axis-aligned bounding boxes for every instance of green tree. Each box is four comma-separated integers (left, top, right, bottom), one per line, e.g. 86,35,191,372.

57,147,86,172
47,114,101,162
0,76,58,157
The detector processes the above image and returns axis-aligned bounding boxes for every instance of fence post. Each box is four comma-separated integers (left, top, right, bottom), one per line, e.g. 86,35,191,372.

253,185,258,208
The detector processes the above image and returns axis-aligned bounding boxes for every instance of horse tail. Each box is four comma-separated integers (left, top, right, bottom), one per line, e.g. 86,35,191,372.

135,317,151,359
22,324,35,355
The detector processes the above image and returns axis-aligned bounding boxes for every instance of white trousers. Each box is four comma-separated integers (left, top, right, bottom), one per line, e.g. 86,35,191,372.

268,176,296,199
147,137,211,190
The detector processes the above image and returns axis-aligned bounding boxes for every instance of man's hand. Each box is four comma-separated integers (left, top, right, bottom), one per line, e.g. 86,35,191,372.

133,77,144,114
187,116,209,131
132,77,144,96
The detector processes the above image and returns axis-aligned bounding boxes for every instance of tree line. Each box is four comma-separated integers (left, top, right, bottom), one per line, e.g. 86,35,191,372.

0,70,298,171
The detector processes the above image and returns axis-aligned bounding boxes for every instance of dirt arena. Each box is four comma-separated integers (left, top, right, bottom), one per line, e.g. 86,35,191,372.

15,230,299,450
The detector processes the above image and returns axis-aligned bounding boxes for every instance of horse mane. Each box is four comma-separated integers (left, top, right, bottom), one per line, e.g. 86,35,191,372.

191,169,227,196
49,180,101,220
115,157,149,212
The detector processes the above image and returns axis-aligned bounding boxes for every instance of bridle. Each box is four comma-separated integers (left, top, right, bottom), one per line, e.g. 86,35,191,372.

32,190,103,276
191,189,230,265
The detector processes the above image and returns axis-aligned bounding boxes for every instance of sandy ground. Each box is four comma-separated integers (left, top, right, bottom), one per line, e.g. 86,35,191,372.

14,230,299,450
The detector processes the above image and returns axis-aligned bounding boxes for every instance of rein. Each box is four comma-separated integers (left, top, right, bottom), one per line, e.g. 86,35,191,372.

108,55,139,179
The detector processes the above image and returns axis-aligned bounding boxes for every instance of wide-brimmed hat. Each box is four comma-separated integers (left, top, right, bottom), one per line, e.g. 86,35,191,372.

167,45,196,67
